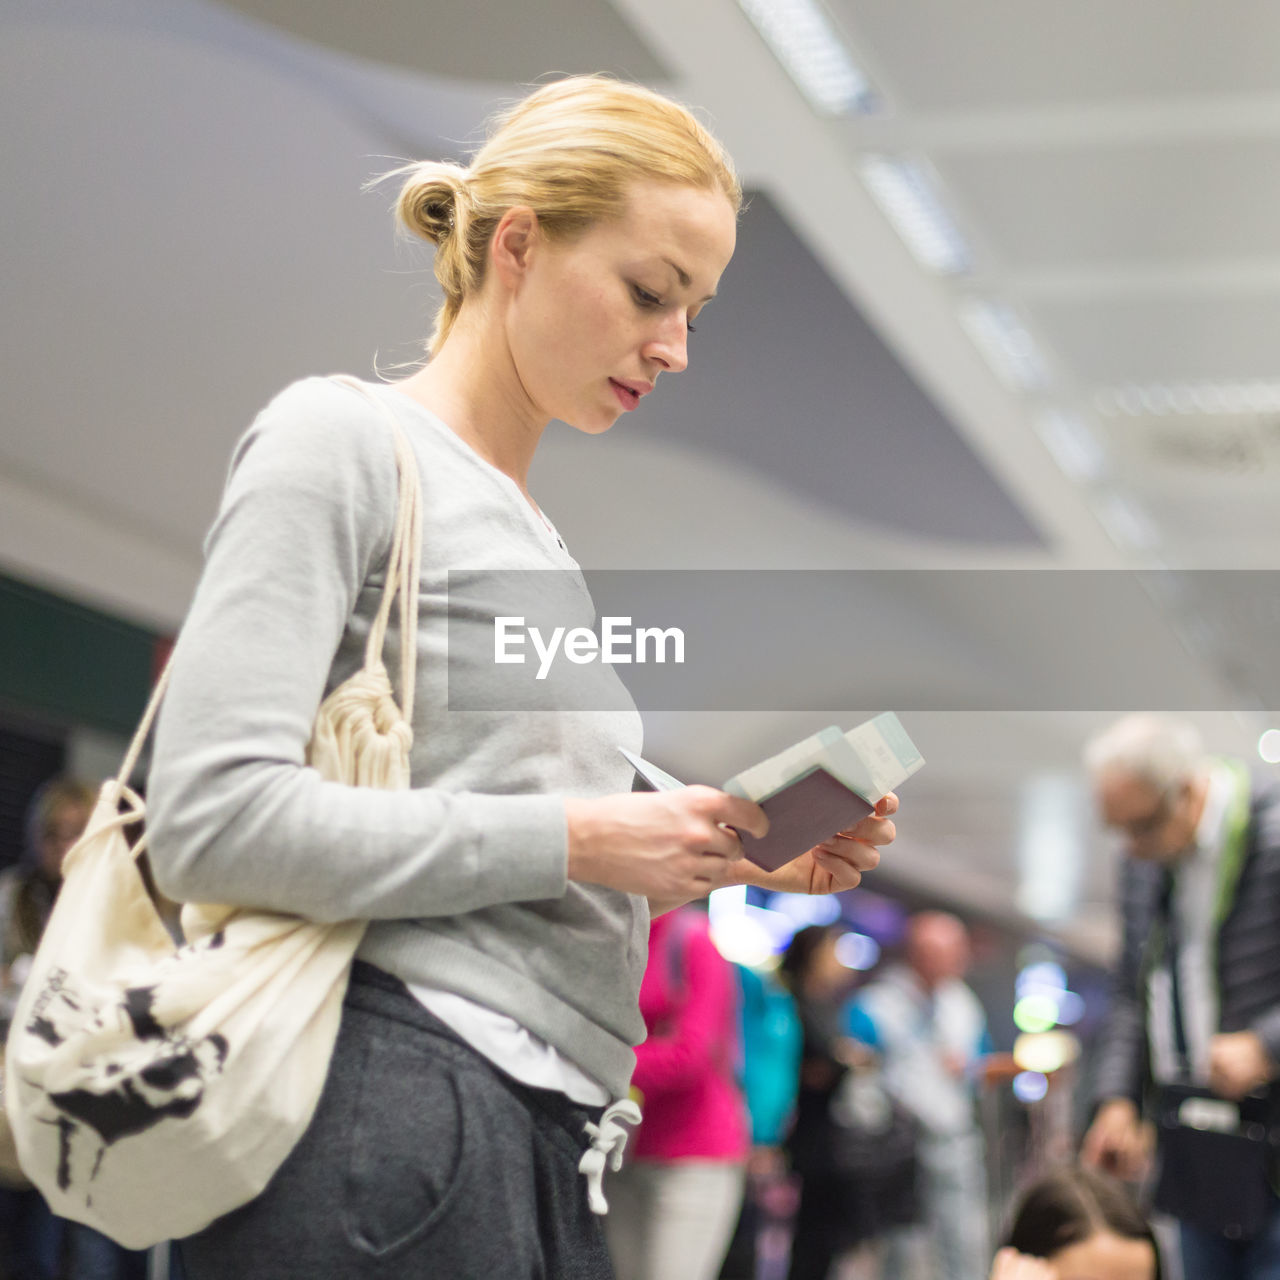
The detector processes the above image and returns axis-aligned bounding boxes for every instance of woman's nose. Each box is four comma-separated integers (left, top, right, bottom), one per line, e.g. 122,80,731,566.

644,315,689,373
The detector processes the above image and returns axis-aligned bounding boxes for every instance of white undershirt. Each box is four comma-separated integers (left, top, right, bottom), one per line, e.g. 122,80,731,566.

408,983,612,1107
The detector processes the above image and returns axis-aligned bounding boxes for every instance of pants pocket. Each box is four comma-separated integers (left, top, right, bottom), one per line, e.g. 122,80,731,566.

340,1029,466,1259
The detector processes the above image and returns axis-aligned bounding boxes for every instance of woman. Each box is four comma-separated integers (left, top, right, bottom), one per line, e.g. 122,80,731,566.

604,904,749,1280
148,75,896,1280
990,1166,1160,1280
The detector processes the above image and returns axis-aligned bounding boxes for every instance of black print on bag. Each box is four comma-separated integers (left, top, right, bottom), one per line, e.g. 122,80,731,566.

22,962,230,1192
26,966,78,1048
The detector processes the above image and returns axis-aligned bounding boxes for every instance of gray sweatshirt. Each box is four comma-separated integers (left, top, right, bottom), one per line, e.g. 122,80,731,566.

148,376,648,1097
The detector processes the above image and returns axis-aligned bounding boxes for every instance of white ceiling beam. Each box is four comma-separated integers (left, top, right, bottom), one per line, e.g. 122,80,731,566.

608,0,1124,566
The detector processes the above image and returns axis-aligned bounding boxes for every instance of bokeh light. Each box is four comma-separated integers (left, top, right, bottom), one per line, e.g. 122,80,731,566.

768,893,842,929
1013,1030,1081,1075
834,931,881,971
1012,1071,1048,1103
710,913,777,967
1013,994,1059,1034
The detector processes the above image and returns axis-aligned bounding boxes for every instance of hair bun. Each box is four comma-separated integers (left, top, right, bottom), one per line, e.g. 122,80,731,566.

396,162,470,246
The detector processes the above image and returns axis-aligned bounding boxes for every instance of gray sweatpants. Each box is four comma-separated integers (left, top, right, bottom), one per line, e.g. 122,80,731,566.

179,962,616,1280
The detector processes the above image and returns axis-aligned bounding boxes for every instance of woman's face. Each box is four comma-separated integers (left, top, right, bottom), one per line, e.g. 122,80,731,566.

1050,1230,1157,1280
39,800,89,879
503,180,737,433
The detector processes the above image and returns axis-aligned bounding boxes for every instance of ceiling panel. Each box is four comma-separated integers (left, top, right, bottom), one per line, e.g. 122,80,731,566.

1098,414,1280,490
1030,293,1280,385
933,138,1280,270
1136,490,1280,547
0,18,434,554
215,0,670,84
839,0,1280,111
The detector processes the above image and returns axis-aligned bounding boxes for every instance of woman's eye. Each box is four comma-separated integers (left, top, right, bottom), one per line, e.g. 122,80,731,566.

632,283,695,336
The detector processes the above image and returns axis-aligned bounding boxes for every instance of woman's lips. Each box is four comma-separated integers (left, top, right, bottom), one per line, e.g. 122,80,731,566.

609,379,641,410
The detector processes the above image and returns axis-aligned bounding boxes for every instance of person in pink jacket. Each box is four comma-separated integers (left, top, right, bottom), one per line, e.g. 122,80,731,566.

604,906,750,1280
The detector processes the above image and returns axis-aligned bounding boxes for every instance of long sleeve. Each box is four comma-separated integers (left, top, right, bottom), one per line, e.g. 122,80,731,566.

1091,857,1157,1108
1227,780,1280,1067
147,378,568,923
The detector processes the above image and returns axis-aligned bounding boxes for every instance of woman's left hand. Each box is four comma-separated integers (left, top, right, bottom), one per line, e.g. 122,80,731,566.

731,793,897,895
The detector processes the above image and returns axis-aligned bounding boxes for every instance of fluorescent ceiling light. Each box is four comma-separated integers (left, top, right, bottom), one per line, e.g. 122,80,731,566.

1095,380,1280,417
957,299,1050,392
859,155,971,274
1092,490,1161,553
737,0,876,116
1033,410,1106,484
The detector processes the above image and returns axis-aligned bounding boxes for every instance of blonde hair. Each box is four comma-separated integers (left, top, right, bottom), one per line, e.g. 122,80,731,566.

392,75,742,354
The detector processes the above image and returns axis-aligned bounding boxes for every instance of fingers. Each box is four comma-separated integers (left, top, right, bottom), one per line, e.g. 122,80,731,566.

702,822,746,861
849,814,896,845
1082,1128,1144,1181
817,834,882,871
683,786,768,842
1208,1067,1235,1100
1080,1119,1120,1172
874,791,899,818
711,790,770,840
1079,1128,1104,1169
811,848,863,892
692,850,739,887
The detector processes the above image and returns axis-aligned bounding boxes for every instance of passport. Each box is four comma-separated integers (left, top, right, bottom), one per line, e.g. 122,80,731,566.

620,712,923,872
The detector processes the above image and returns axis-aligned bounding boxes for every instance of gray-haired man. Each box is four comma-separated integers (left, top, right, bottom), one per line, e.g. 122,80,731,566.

1081,713,1280,1279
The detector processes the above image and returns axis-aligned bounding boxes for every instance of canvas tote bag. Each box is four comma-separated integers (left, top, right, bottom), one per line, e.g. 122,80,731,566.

3,376,422,1248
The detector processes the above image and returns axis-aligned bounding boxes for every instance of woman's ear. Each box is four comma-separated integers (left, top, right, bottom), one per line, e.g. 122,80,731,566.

490,206,539,288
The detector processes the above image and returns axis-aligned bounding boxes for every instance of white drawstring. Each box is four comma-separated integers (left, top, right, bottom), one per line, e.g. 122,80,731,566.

578,1098,642,1215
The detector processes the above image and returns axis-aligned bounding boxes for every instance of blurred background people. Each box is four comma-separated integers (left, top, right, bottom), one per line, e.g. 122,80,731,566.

990,1165,1159,1280
847,911,992,1280
1081,713,1280,1279
604,904,750,1280
0,778,182,1280
0,777,94,1012
0,778,93,1280
781,924,915,1280
717,957,802,1280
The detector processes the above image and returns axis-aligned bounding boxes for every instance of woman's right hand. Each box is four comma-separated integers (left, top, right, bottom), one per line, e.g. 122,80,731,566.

565,787,768,902
989,1248,1057,1280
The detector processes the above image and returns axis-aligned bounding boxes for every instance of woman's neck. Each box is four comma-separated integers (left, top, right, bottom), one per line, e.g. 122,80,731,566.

394,311,546,491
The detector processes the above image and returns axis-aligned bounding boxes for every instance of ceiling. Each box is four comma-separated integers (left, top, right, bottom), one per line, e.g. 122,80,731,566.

3,0,1278,963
